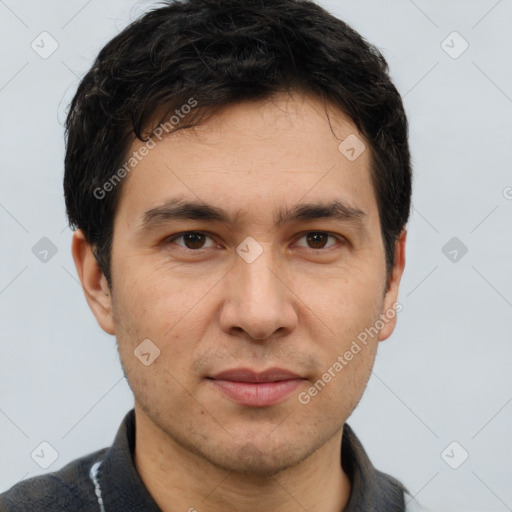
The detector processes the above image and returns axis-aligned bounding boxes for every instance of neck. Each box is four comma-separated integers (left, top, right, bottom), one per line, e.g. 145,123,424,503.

133,407,351,512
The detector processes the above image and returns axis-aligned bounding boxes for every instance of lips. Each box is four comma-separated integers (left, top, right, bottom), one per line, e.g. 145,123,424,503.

210,367,302,382
206,367,305,407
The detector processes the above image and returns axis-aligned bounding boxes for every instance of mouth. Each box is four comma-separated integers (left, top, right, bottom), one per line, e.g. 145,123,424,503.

206,367,306,407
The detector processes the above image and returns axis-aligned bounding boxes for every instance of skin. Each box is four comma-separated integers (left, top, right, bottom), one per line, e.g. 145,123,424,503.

72,91,406,512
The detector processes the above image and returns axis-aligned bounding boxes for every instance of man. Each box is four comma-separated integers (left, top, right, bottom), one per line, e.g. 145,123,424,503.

0,0,424,510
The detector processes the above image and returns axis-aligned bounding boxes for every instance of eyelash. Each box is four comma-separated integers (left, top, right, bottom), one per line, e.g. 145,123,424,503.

164,231,345,252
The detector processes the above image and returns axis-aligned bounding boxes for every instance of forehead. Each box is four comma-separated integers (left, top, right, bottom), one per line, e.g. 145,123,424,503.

113,92,378,231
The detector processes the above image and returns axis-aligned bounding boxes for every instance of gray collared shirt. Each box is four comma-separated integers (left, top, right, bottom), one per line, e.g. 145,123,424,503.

0,409,425,511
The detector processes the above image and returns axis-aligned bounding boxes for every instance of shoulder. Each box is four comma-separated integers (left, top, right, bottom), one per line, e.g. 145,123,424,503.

0,447,107,511
373,470,430,512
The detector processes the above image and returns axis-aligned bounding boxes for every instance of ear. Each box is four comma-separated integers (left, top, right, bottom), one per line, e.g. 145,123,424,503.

378,228,407,342
71,229,116,335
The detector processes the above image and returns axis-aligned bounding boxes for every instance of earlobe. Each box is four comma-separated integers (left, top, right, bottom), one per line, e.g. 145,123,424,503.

71,229,116,335
378,228,407,342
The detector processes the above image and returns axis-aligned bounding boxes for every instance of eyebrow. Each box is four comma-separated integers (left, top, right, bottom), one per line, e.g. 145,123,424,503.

139,197,368,232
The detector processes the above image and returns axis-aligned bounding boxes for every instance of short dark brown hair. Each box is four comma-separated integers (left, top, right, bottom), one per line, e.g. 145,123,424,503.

64,0,412,289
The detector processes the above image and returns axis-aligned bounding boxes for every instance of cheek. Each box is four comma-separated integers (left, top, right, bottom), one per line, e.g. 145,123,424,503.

301,335,378,423
113,261,190,333
111,268,209,380
307,266,384,335
302,269,384,403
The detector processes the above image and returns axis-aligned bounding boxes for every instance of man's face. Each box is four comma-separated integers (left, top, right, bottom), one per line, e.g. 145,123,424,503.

80,92,405,475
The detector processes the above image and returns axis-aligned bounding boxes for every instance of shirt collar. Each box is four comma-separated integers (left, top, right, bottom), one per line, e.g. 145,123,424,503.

99,409,161,511
341,423,406,511
97,409,405,511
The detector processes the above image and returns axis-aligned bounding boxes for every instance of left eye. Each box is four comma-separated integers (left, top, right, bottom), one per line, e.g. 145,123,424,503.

295,232,340,250
166,232,217,250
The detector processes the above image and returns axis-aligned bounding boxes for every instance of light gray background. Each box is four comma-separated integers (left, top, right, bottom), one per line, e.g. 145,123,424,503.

1,1,511,511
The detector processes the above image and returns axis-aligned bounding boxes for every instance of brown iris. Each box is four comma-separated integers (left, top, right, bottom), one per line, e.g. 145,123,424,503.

305,232,330,249
182,232,207,249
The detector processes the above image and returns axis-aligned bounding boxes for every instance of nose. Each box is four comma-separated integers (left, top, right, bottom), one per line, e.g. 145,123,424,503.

219,244,298,342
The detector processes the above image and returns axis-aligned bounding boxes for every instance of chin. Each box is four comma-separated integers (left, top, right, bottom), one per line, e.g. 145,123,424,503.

202,438,315,477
